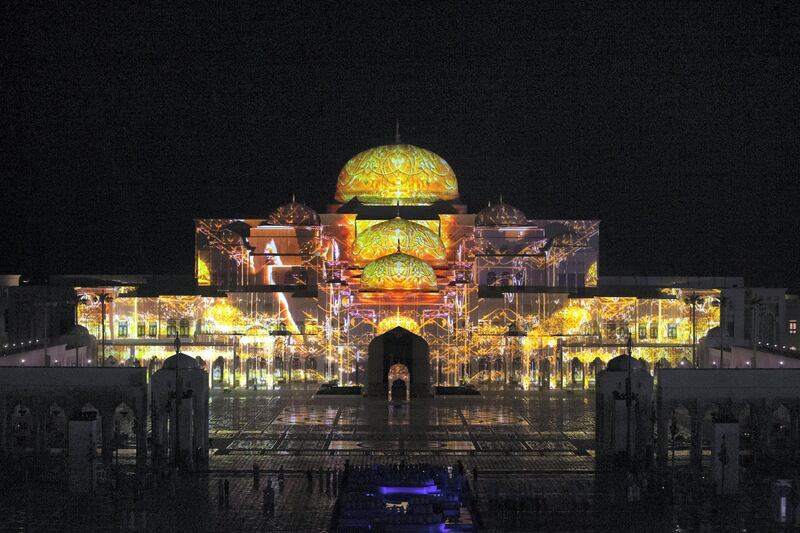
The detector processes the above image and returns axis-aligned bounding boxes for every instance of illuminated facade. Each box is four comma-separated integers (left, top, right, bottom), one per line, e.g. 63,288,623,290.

76,140,724,390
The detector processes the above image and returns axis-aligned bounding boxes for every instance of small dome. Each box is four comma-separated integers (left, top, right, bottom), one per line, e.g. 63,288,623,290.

162,352,200,370
265,200,320,226
353,217,446,264
606,354,647,372
475,201,527,226
360,251,438,291
66,324,91,337
335,144,459,205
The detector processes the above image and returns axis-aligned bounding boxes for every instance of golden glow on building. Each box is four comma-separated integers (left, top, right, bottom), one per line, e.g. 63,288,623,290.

197,258,211,286
353,217,446,264
377,314,421,335
74,138,726,392
335,144,459,205
360,251,438,291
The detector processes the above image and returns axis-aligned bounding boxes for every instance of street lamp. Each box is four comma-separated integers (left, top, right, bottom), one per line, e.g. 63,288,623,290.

683,294,703,368
35,300,60,367
713,296,729,368
99,293,113,367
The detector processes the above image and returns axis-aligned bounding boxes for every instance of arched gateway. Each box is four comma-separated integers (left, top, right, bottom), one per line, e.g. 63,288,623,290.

366,327,431,398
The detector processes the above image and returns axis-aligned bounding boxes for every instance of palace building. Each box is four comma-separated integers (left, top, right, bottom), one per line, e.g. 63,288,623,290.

71,138,731,393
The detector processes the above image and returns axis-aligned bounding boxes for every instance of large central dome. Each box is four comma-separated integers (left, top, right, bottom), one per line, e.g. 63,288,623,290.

335,144,459,205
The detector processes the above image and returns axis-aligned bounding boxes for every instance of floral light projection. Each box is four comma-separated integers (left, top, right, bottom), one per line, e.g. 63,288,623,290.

377,314,421,336
360,251,438,291
353,217,446,263
335,144,459,205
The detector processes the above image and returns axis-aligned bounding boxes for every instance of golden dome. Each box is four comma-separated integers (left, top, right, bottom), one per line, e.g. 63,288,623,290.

335,144,459,205
353,217,445,264
360,251,438,291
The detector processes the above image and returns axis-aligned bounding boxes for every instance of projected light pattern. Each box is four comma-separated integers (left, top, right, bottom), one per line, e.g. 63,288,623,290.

74,138,724,391
360,251,438,291
353,217,446,263
335,144,459,205
377,314,421,335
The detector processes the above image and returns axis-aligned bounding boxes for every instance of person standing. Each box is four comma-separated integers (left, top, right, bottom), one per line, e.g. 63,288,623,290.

253,462,260,489
217,479,224,509
224,479,230,507
306,468,313,491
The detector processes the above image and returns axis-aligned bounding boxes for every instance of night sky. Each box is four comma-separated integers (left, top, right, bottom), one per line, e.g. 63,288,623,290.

3,3,799,289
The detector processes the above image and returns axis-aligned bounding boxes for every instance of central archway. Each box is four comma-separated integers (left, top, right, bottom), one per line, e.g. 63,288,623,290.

366,326,430,397
388,363,410,401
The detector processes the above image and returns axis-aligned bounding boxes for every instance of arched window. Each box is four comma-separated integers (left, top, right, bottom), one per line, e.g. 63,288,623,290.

179,319,190,337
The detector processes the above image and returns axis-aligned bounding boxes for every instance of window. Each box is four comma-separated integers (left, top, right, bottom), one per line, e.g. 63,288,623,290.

486,271,497,286
790,320,798,335
650,323,659,339
166,319,177,337
179,319,190,337
117,321,128,338
149,322,157,337
137,322,146,337
638,324,647,340
667,324,677,339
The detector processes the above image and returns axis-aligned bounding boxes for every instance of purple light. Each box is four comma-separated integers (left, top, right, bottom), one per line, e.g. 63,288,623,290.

379,484,439,496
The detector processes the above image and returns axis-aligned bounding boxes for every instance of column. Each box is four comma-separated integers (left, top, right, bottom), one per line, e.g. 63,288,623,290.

789,403,800,463
689,402,702,480
134,401,147,473
656,402,669,469
101,407,114,467
0,400,6,458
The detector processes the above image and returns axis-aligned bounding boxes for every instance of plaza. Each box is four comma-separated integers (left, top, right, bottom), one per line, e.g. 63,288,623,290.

0,387,783,532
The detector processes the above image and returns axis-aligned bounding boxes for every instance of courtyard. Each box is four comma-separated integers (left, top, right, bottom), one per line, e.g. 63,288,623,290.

0,388,782,532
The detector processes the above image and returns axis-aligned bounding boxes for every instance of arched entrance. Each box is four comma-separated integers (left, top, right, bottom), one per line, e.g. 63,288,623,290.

366,326,430,398
388,363,410,402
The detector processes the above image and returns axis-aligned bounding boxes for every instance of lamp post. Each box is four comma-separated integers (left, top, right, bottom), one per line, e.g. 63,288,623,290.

99,293,113,367
684,294,703,368
713,296,729,368
169,335,192,469
625,332,634,462
35,300,60,367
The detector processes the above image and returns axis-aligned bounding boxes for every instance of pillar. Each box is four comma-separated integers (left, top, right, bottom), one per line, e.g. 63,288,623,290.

689,402,702,479
656,402,669,469
789,403,800,463
0,400,6,458
754,402,769,464
135,401,147,473
101,408,114,467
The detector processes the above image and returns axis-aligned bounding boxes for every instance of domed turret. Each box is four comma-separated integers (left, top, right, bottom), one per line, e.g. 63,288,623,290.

360,250,438,291
162,352,201,370
353,217,446,264
475,200,528,226
265,198,320,226
335,144,459,205
606,354,647,372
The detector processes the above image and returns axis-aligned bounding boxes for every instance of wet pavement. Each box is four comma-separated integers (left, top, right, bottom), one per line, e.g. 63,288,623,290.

0,389,789,531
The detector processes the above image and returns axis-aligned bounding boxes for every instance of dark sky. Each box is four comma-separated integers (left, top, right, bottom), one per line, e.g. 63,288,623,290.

3,3,799,289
